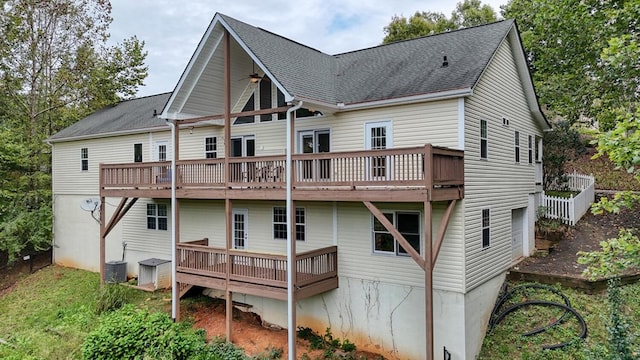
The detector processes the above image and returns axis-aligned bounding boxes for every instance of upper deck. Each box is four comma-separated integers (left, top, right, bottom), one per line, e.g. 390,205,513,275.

100,145,464,202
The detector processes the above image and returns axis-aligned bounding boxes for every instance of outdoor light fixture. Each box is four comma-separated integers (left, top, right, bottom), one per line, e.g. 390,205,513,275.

249,73,261,83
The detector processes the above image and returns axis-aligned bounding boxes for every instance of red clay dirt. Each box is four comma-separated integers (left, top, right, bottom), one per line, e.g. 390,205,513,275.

184,297,385,359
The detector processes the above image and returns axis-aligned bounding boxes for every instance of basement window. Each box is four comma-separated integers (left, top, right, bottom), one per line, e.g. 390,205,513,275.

372,211,420,256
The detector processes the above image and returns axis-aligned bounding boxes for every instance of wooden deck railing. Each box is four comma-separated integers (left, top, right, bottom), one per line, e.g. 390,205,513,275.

176,244,338,290
101,145,463,190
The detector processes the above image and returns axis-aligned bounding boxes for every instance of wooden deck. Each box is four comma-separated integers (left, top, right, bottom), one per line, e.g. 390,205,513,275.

100,145,464,202
176,244,338,300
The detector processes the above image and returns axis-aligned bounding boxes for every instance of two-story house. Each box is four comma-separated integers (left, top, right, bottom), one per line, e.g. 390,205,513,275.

47,13,549,360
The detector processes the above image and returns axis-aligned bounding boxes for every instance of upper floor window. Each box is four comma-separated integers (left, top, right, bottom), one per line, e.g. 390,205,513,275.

205,137,217,159
81,148,88,171
528,135,533,164
482,209,491,248
273,206,305,241
514,131,520,163
147,203,168,231
480,120,488,159
134,143,142,163
373,211,420,256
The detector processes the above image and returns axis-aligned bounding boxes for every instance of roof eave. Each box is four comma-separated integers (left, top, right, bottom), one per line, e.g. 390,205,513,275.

46,126,168,144
338,88,473,111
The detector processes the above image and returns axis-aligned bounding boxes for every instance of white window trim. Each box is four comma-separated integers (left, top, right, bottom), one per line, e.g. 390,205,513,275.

273,206,306,241
147,203,168,231
372,210,421,257
80,147,88,171
204,136,217,159
482,209,491,249
515,131,521,164
480,119,488,160
528,135,533,165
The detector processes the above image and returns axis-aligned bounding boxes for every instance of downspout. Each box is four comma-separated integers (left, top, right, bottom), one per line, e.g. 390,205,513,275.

286,100,303,360
166,119,178,320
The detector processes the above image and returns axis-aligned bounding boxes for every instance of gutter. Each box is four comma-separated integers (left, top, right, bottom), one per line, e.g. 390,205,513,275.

46,126,167,144
285,100,303,360
338,88,473,111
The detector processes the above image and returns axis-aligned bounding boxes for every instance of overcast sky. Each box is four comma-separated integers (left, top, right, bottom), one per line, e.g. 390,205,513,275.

109,0,507,97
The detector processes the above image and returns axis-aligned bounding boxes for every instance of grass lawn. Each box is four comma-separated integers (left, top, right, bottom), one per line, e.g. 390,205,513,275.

0,266,169,360
2,265,640,359
479,281,640,359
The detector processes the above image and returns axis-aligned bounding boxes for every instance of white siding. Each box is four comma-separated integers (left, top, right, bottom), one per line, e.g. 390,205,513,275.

463,37,546,291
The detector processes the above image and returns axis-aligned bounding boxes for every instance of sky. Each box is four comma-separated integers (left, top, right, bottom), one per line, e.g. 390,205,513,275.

109,0,507,97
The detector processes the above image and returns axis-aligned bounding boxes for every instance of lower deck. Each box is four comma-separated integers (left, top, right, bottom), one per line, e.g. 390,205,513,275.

176,242,338,300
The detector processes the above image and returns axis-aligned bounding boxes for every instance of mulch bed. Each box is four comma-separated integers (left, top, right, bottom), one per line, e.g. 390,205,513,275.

0,249,52,297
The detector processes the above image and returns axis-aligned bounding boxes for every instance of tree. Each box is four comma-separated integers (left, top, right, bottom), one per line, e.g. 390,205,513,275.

383,0,498,44
0,0,148,262
502,0,639,129
541,120,586,190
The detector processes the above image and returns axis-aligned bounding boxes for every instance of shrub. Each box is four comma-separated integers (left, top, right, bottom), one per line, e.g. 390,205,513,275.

81,305,207,359
95,283,130,314
191,336,248,360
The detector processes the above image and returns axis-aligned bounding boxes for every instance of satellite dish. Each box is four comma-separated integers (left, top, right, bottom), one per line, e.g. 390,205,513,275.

80,198,101,212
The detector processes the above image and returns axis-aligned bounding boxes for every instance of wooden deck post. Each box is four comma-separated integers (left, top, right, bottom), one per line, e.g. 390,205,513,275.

424,143,434,360
225,198,233,342
222,27,233,343
424,200,434,360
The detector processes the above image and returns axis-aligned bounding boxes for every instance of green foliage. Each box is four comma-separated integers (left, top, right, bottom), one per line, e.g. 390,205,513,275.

382,0,497,44
95,284,131,314
0,0,148,264
605,279,636,360
592,109,640,180
502,0,636,127
297,327,357,357
252,346,283,360
81,304,208,360
578,229,640,279
189,336,248,360
543,120,586,190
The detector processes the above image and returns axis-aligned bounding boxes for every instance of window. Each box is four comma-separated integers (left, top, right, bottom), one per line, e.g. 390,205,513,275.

205,137,217,159
158,143,167,162
273,207,305,241
480,120,488,159
81,148,88,171
147,204,168,230
514,131,520,163
373,211,420,256
260,79,272,122
482,209,490,248
134,143,142,163
528,135,533,164
235,94,255,124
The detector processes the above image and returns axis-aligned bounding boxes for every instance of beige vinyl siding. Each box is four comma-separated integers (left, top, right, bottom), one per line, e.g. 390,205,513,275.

463,37,545,291
121,199,172,257
52,133,161,195
175,200,333,253
337,202,464,291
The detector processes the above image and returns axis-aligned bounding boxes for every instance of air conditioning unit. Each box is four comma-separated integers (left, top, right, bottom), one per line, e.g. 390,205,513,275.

105,261,127,283
138,258,171,290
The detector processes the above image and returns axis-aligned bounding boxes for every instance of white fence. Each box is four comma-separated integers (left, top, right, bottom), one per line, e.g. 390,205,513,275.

542,172,595,226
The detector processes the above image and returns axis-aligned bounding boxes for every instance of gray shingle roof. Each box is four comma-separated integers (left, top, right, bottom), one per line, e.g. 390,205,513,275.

220,14,514,105
336,20,514,104
220,14,337,104
48,93,171,142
